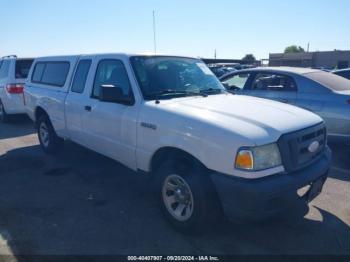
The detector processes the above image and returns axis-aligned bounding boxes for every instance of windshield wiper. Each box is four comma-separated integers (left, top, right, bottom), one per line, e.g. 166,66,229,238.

147,89,207,100
200,88,225,95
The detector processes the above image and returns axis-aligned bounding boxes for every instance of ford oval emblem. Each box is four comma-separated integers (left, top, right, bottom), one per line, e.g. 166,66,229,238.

308,141,320,153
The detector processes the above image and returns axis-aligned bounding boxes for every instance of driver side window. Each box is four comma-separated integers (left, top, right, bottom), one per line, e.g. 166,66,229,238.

92,59,132,99
222,73,250,90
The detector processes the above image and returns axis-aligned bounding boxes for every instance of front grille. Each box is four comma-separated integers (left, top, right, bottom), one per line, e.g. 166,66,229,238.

278,123,327,173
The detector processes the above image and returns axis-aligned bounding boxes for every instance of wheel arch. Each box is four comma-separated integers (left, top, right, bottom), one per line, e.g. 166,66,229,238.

34,106,49,127
150,147,207,174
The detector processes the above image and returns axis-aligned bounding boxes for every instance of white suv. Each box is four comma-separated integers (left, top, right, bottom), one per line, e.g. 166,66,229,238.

0,55,34,122
24,54,331,230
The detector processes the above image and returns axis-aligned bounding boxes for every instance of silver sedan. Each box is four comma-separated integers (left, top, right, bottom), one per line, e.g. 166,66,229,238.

220,67,350,142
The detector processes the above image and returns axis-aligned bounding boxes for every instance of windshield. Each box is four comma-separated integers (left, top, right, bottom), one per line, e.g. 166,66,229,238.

305,71,350,91
130,56,225,100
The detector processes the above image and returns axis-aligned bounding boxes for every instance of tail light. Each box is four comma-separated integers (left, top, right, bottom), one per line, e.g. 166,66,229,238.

6,84,24,94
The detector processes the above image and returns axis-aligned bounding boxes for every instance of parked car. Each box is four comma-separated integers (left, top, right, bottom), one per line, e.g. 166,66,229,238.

25,55,331,230
220,67,350,143
312,67,332,72
0,55,34,122
207,63,238,77
333,68,350,80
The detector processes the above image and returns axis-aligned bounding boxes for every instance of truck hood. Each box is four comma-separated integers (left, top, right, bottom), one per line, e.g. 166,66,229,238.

156,93,323,145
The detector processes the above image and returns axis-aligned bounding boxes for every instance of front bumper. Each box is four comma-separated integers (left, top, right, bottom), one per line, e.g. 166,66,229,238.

210,146,332,221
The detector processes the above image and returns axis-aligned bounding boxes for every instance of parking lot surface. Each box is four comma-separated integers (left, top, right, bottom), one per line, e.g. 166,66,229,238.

0,117,349,256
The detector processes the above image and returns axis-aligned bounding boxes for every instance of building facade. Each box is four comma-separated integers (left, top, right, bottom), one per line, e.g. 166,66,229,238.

269,50,350,69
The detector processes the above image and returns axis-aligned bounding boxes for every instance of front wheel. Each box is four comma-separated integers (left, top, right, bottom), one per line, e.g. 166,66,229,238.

37,114,63,154
162,174,195,223
156,159,221,231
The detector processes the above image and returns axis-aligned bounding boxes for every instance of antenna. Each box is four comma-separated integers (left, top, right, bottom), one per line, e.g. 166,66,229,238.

153,10,157,54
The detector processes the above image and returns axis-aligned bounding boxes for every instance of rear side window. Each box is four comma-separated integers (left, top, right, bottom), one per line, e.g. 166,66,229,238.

15,59,34,79
305,71,350,91
334,70,350,80
251,73,297,91
0,60,11,79
32,62,70,87
32,63,46,82
71,60,92,93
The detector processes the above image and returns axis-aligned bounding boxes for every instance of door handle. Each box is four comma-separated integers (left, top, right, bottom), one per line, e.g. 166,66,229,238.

84,105,92,112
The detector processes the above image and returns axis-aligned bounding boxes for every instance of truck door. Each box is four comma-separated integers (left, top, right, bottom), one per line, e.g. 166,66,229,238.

65,58,93,144
80,58,138,169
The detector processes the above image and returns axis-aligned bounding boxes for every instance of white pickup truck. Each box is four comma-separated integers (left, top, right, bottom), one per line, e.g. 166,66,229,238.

25,54,331,230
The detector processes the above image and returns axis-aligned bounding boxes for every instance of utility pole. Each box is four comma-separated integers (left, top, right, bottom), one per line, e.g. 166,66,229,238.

307,43,310,52
153,10,157,54
214,49,217,59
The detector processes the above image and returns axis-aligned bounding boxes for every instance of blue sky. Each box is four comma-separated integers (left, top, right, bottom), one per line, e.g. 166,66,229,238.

1,0,349,59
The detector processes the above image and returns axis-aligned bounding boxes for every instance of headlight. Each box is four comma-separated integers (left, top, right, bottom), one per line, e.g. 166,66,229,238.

235,143,282,171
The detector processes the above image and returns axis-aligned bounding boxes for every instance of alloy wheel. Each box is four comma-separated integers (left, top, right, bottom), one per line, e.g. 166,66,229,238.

162,174,194,222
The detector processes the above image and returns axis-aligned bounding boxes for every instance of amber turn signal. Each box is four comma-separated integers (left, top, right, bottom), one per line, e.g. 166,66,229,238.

235,150,254,170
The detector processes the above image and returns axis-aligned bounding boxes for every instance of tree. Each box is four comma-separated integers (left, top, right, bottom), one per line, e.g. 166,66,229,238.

242,54,256,64
284,45,305,53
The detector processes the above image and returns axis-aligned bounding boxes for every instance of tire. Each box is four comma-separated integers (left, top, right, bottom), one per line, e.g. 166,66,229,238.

37,114,63,154
156,158,222,232
0,100,9,123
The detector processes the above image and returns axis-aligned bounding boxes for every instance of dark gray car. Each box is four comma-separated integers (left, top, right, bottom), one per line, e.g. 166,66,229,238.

333,68,350,80
220,67,350,142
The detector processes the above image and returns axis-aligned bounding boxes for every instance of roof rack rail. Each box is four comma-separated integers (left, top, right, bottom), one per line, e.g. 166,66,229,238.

1,55,17,59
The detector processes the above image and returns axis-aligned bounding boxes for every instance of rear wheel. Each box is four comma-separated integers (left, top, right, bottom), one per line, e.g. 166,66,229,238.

156,158,221,231
37,114,63,154
0,100,9,123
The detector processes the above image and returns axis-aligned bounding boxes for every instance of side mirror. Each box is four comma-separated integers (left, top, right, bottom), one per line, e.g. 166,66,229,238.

222,82,230,89
221,82,240,93
99,85,134,105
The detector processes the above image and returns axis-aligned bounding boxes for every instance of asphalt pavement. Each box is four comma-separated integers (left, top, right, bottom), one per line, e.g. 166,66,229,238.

0,117,349,256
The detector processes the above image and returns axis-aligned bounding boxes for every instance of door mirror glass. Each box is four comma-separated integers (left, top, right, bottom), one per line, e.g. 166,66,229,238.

222,82,229,89
99,85,133,105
